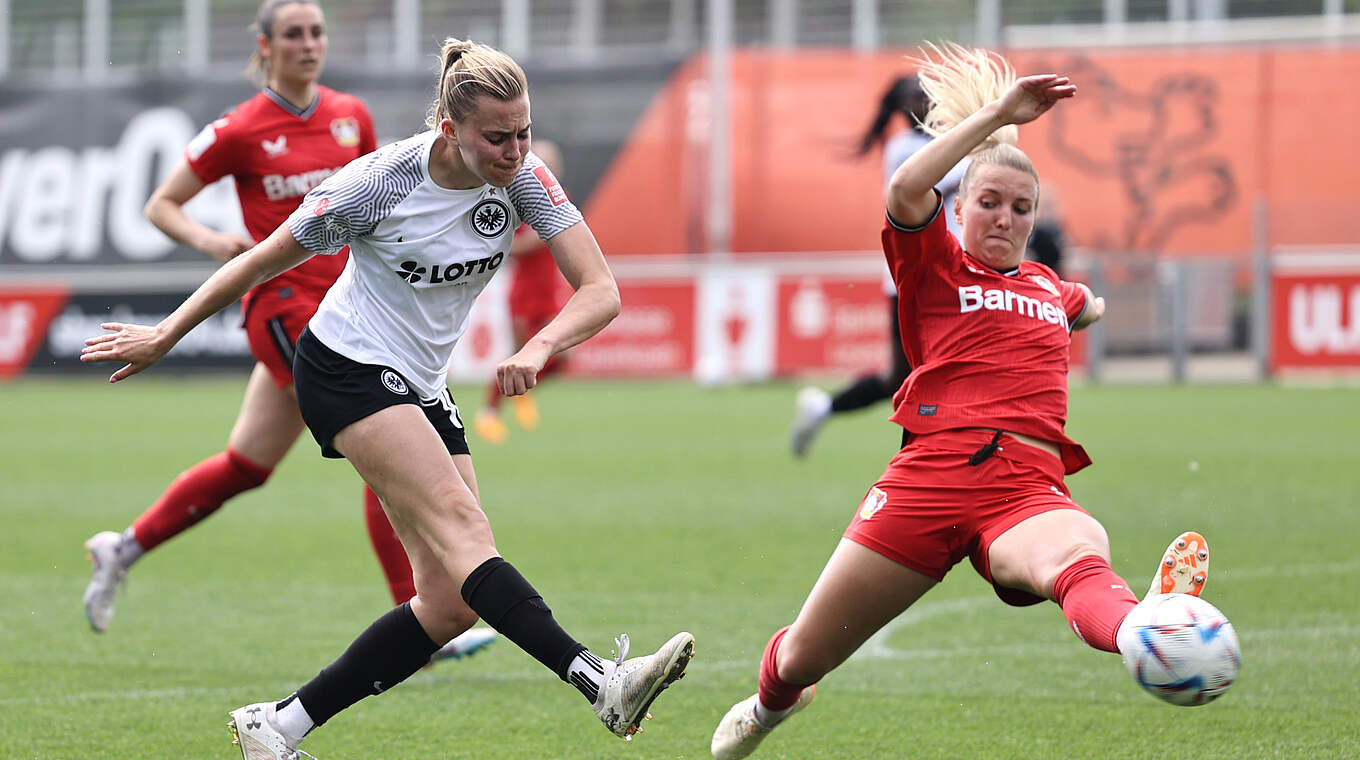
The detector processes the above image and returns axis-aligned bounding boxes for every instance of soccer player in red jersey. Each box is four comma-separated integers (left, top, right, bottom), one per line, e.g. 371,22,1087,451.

712,45,1214,759
80,0,493,661
475,139,570,444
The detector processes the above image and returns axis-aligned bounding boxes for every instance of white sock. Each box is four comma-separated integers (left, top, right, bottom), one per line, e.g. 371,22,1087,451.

754,696,799,728
117,528,145,568
273,694,315,743
567,649,606,704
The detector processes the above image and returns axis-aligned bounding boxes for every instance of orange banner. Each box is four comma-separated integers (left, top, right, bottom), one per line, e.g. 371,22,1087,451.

586,46,1360,258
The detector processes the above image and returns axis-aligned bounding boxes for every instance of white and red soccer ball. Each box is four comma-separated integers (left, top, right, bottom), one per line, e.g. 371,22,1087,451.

1116,593,1241,706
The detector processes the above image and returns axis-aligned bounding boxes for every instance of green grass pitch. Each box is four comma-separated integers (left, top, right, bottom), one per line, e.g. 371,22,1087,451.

2,376,1357,758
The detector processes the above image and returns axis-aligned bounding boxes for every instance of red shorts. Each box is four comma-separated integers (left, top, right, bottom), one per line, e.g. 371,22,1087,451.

843,428,1089,607
241,283,325,387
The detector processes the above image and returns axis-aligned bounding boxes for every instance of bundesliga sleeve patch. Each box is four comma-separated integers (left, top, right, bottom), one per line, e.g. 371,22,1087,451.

533,165,569,206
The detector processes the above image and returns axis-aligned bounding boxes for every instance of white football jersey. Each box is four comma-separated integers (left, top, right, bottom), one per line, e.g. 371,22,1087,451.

287,131,583,399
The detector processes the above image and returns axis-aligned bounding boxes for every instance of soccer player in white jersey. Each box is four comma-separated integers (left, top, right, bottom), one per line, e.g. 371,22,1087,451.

790,75,968,458
711,45,1213,759
82,38,693,759
79,0,494,664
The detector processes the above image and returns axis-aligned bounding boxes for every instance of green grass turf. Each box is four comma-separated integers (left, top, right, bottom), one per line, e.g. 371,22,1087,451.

2,376,1357,758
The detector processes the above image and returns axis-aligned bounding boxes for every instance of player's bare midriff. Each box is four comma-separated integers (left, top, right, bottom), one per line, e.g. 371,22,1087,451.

1005,431,1061,460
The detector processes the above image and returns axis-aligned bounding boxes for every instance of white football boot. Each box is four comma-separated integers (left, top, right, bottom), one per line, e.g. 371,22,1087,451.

430,627,498,662
1147,531,1210,598
790,387,832,458
228,703,315,760
593,632,694,739
82,531,128,633
711,686,816,760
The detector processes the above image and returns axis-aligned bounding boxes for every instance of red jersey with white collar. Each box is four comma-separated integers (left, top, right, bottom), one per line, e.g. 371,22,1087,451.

184,86,376,305
884,192,1092,473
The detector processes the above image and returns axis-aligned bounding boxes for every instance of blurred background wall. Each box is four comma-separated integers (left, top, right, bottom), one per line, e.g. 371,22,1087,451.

2,0,1358,382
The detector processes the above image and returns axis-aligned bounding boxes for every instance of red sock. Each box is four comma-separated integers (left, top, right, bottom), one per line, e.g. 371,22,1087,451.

130,447,271,551
483,378,503,411
757,626,811,710
1052,555,1139,653
363,487,416,605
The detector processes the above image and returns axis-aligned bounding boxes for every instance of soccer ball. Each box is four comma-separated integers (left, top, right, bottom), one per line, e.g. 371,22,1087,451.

1116,593,1241,706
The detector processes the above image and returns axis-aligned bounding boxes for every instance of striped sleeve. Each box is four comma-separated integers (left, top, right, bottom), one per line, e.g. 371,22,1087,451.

507,151,584,242
287,140,425,255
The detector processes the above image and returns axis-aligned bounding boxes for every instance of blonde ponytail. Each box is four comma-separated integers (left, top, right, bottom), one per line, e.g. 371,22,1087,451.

909,42,1038,201
909,42,1018,152
424,38,528,129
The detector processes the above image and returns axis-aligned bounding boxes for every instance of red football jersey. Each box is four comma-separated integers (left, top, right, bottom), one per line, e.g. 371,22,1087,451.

884,195,1092,473
508,226,565,319
184,85,376,304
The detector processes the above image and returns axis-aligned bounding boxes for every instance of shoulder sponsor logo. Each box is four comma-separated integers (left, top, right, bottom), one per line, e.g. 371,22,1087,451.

858,486,888,520
471,198,511,238
532,165,569,207
261,135,288,158
331,117,361,148
380,369,408,395
958,285,1069,329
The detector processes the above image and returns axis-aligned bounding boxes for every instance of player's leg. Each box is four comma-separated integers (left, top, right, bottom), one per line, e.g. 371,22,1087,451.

83,364,300,633
712,539,936,759
987,509,1138,653
338,409,691,736
790,296,903,458
475,380,509,444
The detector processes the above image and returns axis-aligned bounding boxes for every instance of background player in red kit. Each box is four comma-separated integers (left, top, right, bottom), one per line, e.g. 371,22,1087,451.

475,139,570,444
711,44,1214,760
80,0,494,660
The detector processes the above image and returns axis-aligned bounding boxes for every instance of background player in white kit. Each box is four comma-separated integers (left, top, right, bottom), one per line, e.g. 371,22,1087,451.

790,75,968,458
82,38,693,759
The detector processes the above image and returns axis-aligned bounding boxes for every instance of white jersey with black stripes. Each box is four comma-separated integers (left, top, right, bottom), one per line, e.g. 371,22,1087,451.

287,130,583,399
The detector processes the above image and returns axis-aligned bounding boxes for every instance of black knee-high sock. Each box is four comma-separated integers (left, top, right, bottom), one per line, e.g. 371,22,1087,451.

293,602,439,727
461,557,586,681
831,374,891,413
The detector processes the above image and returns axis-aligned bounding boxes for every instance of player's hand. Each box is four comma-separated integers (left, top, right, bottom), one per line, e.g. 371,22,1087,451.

199,231,254,263
496,341,552,396
1073,283,1106,330
994,74,1075,126
80,322,173,382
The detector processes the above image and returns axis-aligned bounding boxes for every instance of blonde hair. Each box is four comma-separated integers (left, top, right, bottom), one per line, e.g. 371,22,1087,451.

909,42,1039,201
424,38,529,129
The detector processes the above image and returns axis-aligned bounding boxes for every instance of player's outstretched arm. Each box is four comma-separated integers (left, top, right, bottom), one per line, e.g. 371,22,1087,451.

81,225,314,382
886,73,1074,228
496,221,620,396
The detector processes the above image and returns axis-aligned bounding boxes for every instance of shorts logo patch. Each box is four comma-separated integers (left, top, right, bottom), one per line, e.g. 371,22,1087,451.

380,370,409,395
471,198,511,238
859,487,888,520
917,404,937,416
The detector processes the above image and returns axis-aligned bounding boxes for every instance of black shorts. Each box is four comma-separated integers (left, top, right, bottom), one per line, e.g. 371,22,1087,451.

293,327,470,459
